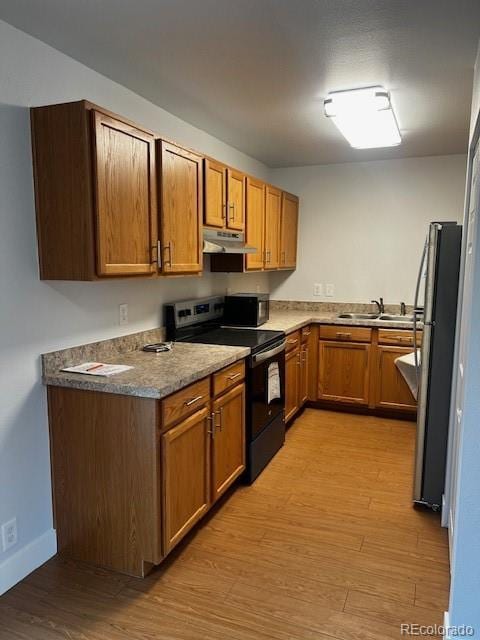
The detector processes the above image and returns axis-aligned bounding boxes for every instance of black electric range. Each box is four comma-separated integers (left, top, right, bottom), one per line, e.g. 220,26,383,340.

165,296,286,482
183,327,284,353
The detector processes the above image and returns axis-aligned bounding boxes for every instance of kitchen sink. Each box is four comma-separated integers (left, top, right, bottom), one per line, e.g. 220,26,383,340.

337,313,380,319
378,314,414,322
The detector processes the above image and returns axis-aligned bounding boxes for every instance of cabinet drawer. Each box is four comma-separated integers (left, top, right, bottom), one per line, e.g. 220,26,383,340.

301,325,311,342
319,325,372,343
161,378,210,429
378,329,422,347
213,360,245,398
286,330,301,352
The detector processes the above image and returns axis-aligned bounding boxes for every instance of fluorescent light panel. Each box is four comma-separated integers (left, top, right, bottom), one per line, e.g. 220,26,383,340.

324,86,401,149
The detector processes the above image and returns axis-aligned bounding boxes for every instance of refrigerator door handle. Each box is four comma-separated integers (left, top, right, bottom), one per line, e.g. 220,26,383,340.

413,236,428,384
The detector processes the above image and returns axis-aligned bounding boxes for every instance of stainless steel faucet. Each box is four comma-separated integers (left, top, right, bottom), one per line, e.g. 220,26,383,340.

371,297,385,314
400,302,407,316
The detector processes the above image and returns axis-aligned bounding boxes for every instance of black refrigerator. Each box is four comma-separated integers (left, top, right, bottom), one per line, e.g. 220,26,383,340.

413,222,462,510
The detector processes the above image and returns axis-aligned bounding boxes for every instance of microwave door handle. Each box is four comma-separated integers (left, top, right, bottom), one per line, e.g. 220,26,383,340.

252,340,286,366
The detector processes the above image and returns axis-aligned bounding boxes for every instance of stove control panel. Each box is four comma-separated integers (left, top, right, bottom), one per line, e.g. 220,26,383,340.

165,295,225,333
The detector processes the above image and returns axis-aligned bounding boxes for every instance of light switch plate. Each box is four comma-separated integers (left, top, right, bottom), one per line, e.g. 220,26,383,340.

326,284,335,297
1,518,17,552
119,303,128,326
313,283,323,296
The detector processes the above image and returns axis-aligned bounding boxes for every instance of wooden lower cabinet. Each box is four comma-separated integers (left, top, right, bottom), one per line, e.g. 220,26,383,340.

318,340,371,405
47,363,246,578
161,406,211,554
375,345,417,411
306,326,419,413
211,384,246,502
285,347,300,421
299,341,309,405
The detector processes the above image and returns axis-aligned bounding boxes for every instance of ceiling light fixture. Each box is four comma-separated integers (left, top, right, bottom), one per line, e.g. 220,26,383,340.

324,86,401,149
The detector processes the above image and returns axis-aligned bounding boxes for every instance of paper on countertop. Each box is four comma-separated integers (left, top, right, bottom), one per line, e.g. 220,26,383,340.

267,361,281,404
61,362,134,377
395,350,421,400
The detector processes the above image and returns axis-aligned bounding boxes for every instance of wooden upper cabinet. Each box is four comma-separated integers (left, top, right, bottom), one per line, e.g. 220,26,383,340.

204,158,226,228
318,341,371,406
31,100,159,280
245,176,265,271
264,185,282,269
227,168,245,231
92,111,158,276
280,192,299,270
159,141,203,274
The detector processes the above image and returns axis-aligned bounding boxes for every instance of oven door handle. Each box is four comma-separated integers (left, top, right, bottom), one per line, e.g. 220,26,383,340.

251,340,286,366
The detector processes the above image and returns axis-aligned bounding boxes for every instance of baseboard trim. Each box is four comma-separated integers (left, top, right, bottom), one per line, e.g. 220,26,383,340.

0,528,57,596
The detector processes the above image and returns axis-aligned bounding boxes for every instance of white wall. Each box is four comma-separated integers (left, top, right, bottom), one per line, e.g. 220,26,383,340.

0,19,269,593
268,156,466,305
447,41,480,636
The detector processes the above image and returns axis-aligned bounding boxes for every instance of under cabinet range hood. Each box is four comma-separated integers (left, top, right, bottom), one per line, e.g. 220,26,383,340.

203,229,257,254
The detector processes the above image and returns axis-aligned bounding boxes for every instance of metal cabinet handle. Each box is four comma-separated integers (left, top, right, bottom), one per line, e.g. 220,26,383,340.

281,250,286,264
163,241,173,267
151,242,158,265
228,372,242,381
287,338,298,345
214,407,223,431
207,413,215,439
336,332,352,339
296,353,301,366
229,202,235,222
222,202,227,220
184,395,204,407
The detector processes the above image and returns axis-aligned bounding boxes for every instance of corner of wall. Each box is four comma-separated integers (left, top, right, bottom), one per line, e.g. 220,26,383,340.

0,528,57,596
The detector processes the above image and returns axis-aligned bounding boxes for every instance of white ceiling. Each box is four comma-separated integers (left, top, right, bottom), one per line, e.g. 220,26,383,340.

1,0,479,167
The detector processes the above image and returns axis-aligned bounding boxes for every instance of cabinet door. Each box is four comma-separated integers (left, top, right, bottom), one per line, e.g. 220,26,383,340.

264,185,282,269
299,343,309,406
159,141,203,274
285,348,300,421
204,158,226,228
318,341,370,405
93,111,157,276
245,176,265,271
162,406,210,554
227,168,245,231
211,384,246,503
280,192,299,269
375,346,417,411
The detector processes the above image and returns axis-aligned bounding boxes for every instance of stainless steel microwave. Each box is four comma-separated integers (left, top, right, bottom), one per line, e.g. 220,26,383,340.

223,293,270,327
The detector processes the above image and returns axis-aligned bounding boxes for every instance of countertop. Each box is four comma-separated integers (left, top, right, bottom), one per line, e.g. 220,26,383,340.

43,342,250,400
261,310,418,334
43,311,418,400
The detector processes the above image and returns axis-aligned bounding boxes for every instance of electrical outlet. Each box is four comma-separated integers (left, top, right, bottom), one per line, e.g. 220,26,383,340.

119,303,128,326
325,283,335,297
313,283,323,296
1,518,17,552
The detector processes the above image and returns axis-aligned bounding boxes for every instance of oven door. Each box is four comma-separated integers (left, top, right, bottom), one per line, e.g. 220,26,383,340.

248,340,285,440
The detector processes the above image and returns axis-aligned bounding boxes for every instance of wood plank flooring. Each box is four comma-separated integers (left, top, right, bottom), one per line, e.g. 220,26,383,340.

0,409,450,639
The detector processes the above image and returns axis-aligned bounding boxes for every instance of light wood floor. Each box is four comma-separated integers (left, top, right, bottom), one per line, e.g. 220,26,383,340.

0,409,449,640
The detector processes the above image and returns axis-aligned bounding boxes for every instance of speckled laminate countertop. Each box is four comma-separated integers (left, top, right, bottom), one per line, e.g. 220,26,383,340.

261,310,418,333
42,309,418,400
43,342,250,399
